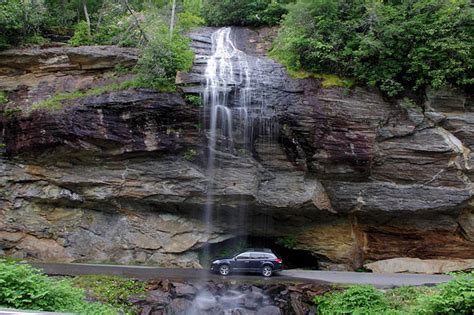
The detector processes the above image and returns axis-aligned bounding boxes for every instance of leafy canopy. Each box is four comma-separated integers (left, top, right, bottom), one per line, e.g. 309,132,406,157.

202,0,291,26
272,0,473,96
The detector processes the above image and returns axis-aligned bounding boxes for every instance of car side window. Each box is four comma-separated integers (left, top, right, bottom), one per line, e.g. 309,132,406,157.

250,253,262,259
236,253,250,260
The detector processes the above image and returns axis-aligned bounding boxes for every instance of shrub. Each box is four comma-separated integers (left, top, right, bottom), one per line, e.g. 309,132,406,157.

69,21,93,46
135,27,194,91
272,0,473,96
0,259,116,314
417,272,474,315
185,94,202,107
315,285,390,315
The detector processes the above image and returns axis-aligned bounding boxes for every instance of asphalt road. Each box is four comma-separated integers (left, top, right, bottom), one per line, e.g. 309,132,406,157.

32,263,453,288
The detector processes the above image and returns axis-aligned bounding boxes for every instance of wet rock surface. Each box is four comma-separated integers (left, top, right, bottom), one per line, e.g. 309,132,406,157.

0,27,473,269
133,280,330,315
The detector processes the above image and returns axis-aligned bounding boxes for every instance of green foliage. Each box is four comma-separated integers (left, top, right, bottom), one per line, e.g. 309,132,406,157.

72,275,147,314
385,286,434,313
69,1,144,47
0,91,8,105
202,0,290,26
183,149,198,161
272,0,473,96
135,28,194,91
275,236,298,249
416,272,474,315
0,0,48,49
315,285,389,315
0,259,116,314
185,94,202,107
69,21,94,46
315,273,474,314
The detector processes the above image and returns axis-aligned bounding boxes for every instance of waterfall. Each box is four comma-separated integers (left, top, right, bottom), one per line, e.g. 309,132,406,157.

201,27,278,265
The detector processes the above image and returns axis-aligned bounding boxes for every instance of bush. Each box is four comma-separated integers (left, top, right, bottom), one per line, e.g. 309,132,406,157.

272,0,473,96
135,27,194,91
69,21,93,46
417,272,474,315
0,259,116,314
315,285,390,315
202,0,289,26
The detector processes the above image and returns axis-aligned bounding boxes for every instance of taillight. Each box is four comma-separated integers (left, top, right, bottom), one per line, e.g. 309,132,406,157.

275,258,283,264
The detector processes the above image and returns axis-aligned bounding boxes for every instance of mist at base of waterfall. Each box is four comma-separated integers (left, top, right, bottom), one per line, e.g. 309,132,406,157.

187,287,273,315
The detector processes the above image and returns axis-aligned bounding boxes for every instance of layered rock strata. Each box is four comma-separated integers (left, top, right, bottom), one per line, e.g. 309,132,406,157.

0,28,472,269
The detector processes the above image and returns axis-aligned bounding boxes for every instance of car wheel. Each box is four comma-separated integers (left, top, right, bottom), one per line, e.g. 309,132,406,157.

219,264,230,276
262,265,273,277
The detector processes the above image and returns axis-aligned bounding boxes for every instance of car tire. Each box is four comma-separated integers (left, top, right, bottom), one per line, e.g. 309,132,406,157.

219,264,231,276
262,265,273,277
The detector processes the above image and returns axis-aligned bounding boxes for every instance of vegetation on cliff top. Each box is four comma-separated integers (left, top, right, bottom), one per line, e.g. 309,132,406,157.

272,0,473,96
1,0,471,98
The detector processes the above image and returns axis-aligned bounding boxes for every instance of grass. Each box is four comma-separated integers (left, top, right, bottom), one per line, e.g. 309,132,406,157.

27,77,176,114
72,275,148,315
28,81,139,113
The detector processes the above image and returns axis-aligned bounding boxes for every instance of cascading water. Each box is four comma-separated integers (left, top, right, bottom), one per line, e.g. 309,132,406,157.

201,27,278,264
187,26,280,315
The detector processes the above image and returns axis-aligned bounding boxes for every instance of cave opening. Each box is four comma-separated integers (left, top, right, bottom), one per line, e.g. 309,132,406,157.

199,236,319,269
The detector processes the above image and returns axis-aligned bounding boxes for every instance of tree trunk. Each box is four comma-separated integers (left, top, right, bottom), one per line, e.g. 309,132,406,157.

170,0,176,37
82,0,91,37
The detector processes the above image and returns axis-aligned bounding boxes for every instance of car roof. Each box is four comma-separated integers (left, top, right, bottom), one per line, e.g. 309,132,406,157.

242,248,273,253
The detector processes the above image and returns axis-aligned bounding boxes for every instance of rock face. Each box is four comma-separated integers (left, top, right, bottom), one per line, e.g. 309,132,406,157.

364,258,474,274
1,28,473,269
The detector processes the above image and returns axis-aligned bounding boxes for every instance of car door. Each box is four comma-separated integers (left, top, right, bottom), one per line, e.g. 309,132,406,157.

233,252,251,271
249,252,264,271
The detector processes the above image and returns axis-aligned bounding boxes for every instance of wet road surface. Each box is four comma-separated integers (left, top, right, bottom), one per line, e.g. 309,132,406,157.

32,263,452,288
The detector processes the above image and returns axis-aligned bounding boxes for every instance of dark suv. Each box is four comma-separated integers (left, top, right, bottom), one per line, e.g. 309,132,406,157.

210,248,283,277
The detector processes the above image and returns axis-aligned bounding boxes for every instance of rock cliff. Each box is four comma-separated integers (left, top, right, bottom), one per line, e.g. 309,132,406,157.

0,29,472,269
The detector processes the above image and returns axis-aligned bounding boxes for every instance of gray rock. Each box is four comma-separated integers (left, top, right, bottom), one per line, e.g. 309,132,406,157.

146,290,171,305
174,283,197,297
256,306,282,315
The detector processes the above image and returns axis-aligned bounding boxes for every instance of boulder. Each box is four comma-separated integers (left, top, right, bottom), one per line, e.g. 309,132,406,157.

364,258,474,274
